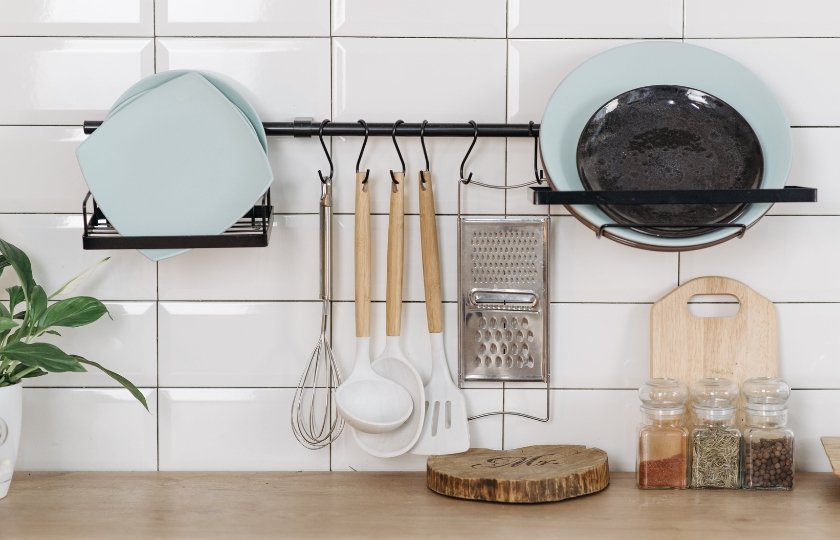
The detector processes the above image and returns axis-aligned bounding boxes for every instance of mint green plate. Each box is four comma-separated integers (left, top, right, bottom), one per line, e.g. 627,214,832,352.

107,70,268,153
539,42,791,251
77,72,273,261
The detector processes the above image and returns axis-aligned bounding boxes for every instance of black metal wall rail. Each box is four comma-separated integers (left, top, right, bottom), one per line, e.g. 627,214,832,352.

80,118,817,250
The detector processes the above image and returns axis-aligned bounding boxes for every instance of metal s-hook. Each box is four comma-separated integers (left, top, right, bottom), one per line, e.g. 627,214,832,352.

530,121,545,184
318,119,333,183
420,120,430,172
390,119,405,185
459,120,478,184
356,119,370,184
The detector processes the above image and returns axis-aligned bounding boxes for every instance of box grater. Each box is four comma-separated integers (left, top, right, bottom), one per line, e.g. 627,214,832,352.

459,217,549,383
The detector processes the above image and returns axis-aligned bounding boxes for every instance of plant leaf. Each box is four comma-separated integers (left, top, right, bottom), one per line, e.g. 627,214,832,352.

7,286,24,311
9,363,47,379
0,254,8,278
43,330,61,336
0,342,85,373
0,238,35,297
49,257,110,300
28,285,47,327
73,356,148,411
0,302,10,319
0,317,18,331
41,296,108,329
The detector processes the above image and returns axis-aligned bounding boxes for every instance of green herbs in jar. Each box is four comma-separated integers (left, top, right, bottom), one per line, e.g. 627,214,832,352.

690,424,741,489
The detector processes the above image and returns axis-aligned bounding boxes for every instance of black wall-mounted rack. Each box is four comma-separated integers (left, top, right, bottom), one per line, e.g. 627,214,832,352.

80,118,817,250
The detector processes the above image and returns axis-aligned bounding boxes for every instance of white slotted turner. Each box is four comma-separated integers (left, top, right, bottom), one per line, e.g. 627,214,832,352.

411,170,470,455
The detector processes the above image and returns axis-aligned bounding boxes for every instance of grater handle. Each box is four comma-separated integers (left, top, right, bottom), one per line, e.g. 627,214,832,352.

386,171,405,337
419,170,443,333
355,171,371,338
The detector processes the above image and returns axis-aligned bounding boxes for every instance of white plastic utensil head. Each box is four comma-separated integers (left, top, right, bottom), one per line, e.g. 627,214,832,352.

411,333,470,456
336,337,414,434
354,344,426,458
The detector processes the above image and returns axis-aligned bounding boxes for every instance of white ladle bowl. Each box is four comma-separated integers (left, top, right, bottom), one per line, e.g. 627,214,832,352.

336,337,413,433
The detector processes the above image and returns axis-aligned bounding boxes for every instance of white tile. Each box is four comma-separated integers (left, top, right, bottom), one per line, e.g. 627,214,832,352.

156,0,329,37
0,0,153,37
550,217,679,302
0,37,153,124
507,39,643,123
332,302,469,388
685,0,840,38
333,38,506,122
684,39,840,126
680,216,840,302
332,214,458,303
268,137,333,214
770,128,840,215
331,137,506,216
509,0,682,38
331,389,502,470
546,304,650,389
17,388,156,471
505,137,564,216
159,388,329,470
156,38,331,121
0,127,88,213
159,302,322,387
788,390,840,471
777,304,840,389
25,302,157,388
504,389,638,472
0,215,157,301
332,0,506,38
158,215,319,300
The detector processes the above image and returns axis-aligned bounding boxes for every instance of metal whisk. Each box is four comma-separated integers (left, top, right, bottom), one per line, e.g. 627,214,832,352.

291,171,344,449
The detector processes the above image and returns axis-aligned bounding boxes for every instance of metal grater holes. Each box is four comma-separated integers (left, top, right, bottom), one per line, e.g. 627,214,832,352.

472,314,536,369
470,230,541,285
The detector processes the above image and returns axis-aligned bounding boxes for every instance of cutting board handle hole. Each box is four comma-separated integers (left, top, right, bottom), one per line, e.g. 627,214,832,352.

687,294,740,318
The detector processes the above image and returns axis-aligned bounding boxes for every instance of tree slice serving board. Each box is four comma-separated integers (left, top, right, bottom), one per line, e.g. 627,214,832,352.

426,445,609,503
650,276,779,424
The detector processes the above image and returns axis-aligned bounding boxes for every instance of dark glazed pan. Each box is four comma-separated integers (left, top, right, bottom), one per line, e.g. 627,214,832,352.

576,85,764,238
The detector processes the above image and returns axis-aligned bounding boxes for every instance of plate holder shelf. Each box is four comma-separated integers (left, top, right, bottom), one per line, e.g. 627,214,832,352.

82,190,273,250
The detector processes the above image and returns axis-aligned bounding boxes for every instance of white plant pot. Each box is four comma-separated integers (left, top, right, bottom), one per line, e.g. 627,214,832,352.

0,382,22,499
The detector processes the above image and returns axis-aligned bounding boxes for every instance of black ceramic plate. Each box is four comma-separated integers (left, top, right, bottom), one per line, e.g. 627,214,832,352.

576,85,764,238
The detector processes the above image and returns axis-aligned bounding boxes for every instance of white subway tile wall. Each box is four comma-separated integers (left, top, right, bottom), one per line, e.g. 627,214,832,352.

1,1,839,473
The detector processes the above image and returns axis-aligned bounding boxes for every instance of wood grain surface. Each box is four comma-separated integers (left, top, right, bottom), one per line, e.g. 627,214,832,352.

354,170,371,338
822,437,840,478
418,170,443,334
2,472,839,539
651,276,779,423
385,171,405,337
427,445,609,503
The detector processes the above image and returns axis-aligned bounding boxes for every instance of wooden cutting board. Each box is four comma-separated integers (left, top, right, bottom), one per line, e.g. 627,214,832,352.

821,437,840,478
426,444,609,503
651,276,779,422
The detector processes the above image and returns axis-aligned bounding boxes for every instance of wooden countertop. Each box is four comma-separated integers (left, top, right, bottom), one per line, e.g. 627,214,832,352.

1,472,838,539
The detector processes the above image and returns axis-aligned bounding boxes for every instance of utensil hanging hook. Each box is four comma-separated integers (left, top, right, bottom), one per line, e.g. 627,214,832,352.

390,119,405,185
420,120,430,172
459,120,478,184
318,119,333,184
530,121,545,184
356,119,370,184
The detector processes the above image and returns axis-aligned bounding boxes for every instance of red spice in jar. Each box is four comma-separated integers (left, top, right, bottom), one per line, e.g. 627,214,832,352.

638,454,687,488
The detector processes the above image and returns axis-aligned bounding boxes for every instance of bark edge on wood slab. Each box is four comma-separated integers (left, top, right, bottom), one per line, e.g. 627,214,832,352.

426,444,609,503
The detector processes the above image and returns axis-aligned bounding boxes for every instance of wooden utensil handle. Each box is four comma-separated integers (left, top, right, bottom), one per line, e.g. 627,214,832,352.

355,171,371,338
419,170,443,333
386,172,405,337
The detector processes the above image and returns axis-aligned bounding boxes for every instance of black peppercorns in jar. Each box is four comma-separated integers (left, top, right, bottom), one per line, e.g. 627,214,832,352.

742,377,794,490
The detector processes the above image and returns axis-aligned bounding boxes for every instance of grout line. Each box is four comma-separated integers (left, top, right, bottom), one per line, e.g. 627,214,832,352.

6,35,840,40
328,0,334,473
682,0,686,41
155,261,160,472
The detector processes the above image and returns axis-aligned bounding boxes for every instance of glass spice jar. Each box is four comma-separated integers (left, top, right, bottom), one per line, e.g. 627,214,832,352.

742,377,794,490
637,378,689,489
689,378,741,489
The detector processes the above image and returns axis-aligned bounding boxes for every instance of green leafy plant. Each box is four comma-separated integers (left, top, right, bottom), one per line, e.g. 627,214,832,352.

0,238,147,410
